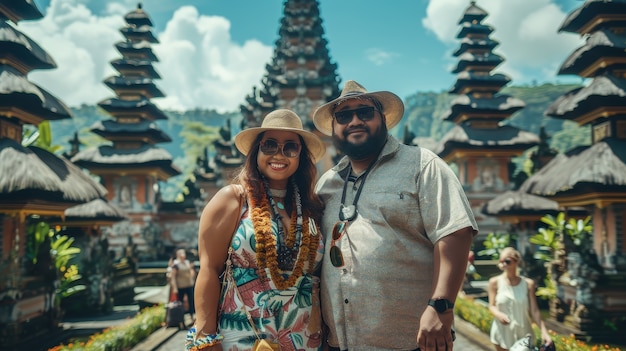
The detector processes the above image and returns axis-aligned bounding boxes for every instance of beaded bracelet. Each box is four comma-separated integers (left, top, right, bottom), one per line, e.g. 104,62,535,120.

185,327,224,351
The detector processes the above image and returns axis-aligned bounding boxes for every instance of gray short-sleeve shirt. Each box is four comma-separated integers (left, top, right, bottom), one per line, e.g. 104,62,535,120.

315,136,478,351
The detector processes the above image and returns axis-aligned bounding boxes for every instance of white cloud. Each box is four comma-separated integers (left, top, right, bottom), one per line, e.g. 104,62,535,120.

153,6,272,112
423,0,584,85
19,0,272,112
365,48,399,66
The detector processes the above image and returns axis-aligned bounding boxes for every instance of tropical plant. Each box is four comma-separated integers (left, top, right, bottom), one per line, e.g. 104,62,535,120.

477,232,512,259
26,221,51,264
530,213,592,262
50,233,85,299
529,213,593,300
22,120,63,153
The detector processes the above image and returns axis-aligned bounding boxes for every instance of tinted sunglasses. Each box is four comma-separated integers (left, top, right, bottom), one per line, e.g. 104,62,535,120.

333,106,379,125
259,139,301,158
500,258,514,265
330,221,347,267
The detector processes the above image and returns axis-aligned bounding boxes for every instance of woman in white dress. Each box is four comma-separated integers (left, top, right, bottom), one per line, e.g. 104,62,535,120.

488,247,553,350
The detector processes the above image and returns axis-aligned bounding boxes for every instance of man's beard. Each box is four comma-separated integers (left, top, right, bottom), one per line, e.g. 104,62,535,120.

333,124,387,160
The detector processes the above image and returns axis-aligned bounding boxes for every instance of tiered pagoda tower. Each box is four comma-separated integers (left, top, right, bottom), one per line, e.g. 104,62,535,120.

436,1,539,241
519,0,626,339
239,0,340,170
0,0,107,347
72,4,179,259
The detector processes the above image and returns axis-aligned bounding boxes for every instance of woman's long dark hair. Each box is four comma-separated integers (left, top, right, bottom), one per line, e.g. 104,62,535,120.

233,132,324,223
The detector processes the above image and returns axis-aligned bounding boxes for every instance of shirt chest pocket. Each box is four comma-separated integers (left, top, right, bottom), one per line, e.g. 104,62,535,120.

359,190,419,226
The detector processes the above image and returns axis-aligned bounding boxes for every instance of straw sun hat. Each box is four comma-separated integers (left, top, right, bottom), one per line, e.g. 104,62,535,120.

312,80,405,136
234,109,326,162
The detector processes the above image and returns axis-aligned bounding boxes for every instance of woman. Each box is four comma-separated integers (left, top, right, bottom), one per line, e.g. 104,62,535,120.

488,247,553,351
170,248,196,319
187,109,326,351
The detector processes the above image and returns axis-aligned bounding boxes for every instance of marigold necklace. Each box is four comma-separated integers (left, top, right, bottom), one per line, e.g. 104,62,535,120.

249,179,319,289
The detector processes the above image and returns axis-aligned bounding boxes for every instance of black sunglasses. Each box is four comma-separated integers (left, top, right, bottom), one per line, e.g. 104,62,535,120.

259,139,301,158
333,106,380,125
501,258,514,265
330,221,347,267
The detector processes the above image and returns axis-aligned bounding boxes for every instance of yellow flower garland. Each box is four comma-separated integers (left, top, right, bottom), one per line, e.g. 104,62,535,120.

249,185,319,290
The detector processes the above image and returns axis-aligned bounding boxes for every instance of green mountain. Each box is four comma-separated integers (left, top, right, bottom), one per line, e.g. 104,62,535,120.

396,83,590,153
45,83,590,201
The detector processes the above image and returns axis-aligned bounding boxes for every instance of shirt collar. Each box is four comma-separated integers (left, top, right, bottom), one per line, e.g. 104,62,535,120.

334,135,401,177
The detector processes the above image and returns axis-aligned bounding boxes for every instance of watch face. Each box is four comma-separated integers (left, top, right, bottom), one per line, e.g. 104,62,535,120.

434,299,447,313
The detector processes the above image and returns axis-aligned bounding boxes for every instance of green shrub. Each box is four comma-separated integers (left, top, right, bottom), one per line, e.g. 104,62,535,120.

48,305,165,351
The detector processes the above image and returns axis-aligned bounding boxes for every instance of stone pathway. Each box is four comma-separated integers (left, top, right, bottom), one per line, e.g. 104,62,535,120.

154,318,493,351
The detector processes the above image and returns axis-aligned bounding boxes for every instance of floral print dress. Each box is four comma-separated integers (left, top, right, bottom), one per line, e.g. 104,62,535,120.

218,204,324,351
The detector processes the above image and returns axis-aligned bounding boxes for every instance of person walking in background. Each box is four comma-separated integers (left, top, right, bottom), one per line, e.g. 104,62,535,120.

488,247,553,351
170,248,196,319
312,80,478,351
187,109,326,351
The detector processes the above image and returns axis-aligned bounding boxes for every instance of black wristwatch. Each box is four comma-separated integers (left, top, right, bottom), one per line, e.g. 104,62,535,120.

428,298,454,313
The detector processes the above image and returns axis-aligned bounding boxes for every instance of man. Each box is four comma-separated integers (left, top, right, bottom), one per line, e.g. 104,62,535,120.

313,80,478,351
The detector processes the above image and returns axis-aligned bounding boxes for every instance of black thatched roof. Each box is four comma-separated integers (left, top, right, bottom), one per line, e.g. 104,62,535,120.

435,124,540,157
0,0,43,22
72,144,174,165
558,29,626,77
520,138,626,197
449,72,511,94
0,20,55,71
452,52,504,74
457,1,488,25
545,73,626,121
0,138,107,203
110,58,160,79
114,41,158,62
90,119,172,143
97,97,167,120
63,199,127,224
124,3,153,28
456,22,493,39
453,36,499,57
443,94,525,121
103,75,164,98
120,25,158,44
0,65,72,122
559,0,626,34
482,190,559,217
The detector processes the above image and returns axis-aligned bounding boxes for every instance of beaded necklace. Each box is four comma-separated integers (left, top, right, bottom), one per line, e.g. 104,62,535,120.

249,179,318,290
264,178,302,270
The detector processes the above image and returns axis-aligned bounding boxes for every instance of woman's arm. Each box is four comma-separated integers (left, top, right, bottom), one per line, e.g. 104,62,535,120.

170,267,178,295
527,278,552,345
193,184,243,336
488,276,509,324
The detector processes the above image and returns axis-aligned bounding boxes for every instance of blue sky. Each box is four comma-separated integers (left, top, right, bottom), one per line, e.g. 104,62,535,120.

24,0,584,112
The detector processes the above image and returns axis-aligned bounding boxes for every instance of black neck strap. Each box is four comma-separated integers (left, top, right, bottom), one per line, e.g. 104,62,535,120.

339,160,376,221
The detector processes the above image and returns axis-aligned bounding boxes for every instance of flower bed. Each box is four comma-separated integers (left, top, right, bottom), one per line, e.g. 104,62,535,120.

49,305,165,351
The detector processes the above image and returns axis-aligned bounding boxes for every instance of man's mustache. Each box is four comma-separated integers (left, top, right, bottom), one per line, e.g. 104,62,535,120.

343,126,369,136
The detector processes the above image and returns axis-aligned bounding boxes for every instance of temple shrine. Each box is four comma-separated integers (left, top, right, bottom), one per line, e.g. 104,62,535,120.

517,0,626,340
71,4,180,261
0,0,107,347
238,0,341,170
436,1,540,246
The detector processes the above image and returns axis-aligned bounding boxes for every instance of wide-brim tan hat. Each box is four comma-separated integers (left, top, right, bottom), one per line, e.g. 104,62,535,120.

313,80,405,136
235,109,326,162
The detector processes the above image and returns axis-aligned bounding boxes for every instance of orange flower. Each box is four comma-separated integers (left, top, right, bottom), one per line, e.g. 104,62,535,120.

249,183,319,290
